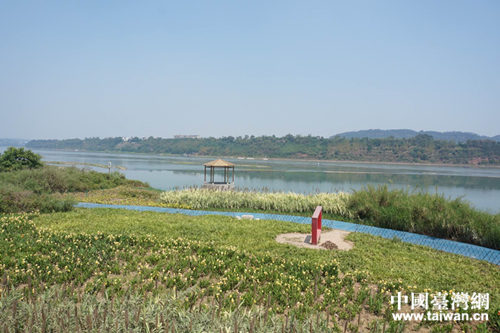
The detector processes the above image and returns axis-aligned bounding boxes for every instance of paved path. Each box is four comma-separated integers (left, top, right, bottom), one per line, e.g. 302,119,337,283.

76,202,500,265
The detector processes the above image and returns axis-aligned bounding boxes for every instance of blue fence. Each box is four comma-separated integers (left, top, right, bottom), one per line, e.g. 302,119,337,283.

76,202,500,266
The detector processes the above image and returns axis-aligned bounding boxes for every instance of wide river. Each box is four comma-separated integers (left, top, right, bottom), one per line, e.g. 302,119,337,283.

6,147,500,213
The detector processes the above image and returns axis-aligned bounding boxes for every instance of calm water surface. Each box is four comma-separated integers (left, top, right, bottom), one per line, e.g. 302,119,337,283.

5,147,500,213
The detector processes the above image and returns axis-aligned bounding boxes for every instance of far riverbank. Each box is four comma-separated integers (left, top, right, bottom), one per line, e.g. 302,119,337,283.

13,146,500,169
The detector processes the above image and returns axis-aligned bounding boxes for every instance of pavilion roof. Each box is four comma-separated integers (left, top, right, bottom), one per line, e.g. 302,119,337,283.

204,159,235,167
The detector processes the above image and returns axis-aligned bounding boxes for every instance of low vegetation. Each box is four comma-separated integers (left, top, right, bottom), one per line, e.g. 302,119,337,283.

0,286,343,332
71,185,164,207
34,209,500,295
348,186,500,250
157,187,500,250
0,165,147,213
1,210,497,332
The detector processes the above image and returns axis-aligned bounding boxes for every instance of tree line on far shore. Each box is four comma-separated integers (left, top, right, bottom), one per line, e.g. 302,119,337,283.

26,134,500,165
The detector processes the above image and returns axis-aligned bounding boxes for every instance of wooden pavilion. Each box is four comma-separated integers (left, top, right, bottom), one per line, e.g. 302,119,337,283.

203,159,235,189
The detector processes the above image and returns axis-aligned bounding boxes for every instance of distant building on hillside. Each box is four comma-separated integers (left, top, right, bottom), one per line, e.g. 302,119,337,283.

174,135,201,139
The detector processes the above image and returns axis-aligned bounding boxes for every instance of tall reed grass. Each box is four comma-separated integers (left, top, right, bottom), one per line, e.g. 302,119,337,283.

160,188,352,217
348,185,500,250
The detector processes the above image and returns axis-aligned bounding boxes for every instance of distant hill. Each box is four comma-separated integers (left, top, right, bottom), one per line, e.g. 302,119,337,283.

0,138,29,147
333,129,500,143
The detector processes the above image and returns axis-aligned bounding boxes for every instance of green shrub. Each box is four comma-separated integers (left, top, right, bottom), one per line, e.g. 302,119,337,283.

0,147,42,172
0,166,146,194
0,184,75,213
0,165,148,213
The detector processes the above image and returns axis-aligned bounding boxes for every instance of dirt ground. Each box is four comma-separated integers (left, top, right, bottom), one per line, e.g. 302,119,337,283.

275,229,354,250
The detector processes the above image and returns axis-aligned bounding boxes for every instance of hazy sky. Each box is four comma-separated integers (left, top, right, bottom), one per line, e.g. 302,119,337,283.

1,1,499,139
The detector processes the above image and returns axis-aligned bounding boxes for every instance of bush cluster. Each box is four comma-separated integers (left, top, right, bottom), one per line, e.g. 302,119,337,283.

0,165,147,213
0,147,42,172
0,185,74,213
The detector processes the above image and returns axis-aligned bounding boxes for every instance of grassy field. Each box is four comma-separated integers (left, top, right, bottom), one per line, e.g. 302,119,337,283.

2,168,498,332
1,208,494,331
33,209,499,296
73,186,500,250
160,187,500,250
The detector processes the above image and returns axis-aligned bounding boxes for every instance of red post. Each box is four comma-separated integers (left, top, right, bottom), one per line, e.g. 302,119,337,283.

311,206,322,245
